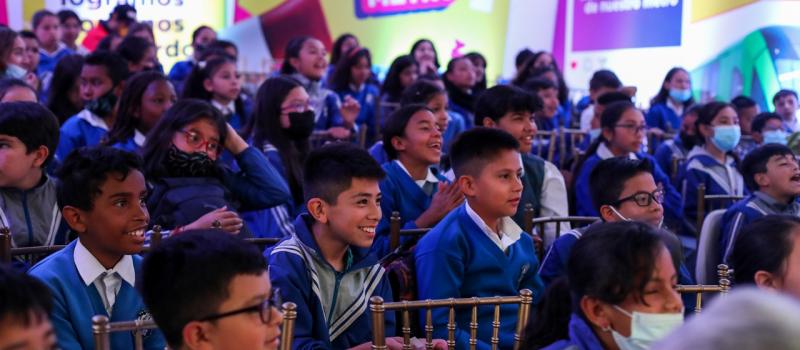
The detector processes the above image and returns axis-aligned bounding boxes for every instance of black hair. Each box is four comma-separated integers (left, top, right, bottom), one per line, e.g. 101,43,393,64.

140,229,267,349
409,39,440,69
568,221,668,311
303,142,386,204
115,35,153,67
730,215,800,286
520,77,557,95
191,25,214,44
0,264,52,327
105,71,170,146
330,33,358,66
96,33,120,52
399,80,444,106
590,157,654,211
280,36,312,75
57,9,80,25
242,76,308,205
18,30,37,42
142,99,227,180
110,4,137,23
450,127,520,178
731,95,757,110
741,144,796,191
443,56,475,110
182,55,245,125
589,69,622,91
751,112,784,134
475,84,541,126
773,89,798,105
515,48,534,69
651,67,695,107
47,54,84,124
205,40,238,58
0,27,19,72
0,101,58,167
465,51,487,93
128,22,155,43
84,50,130,86
596,91,632,106
32,9,56,30
0,78,36,101
382,104,434,160
381,55,418,101
695,101,735,146
514,52,570,105
328,46,371,92
56,146,142,211
521,277,571,349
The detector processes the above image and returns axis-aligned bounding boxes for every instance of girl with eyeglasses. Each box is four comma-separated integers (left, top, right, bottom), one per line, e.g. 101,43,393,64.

681,101,746,233
142,99,291,237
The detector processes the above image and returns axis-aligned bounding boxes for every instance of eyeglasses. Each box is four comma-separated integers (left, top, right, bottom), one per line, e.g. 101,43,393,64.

614,124,648,134
199,288,282,324
180,129,220,153
612,188,664,207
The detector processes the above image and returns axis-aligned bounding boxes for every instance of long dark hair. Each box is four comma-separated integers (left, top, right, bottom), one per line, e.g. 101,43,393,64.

142,99,228,180
0,27,19,72
695,101,735,146
280,36,312,76
443,56,475,113
464,51,487,93
730,215,800,285
381,55,418,101
182,55,245,124
105,71,169,146
47,54,84,123
330,33,357,66
328,47,371,92
514,52,570,106
409,39,440,69
241,77,308,205
650,67,695,107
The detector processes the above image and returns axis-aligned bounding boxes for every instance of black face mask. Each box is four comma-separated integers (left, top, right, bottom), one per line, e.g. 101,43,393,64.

165,144,217,177
85,90,118,117
679,131,697,151
286,110,316,140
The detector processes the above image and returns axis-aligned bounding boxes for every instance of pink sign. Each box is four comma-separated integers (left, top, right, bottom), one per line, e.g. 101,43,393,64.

356,0,455,18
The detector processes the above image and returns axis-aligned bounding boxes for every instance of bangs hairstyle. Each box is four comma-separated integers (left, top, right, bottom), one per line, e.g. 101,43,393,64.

567,221,668,311
475,84,542,126
140,229,267,349
56,146,143,211
0,264,52,327
0,101,59,167
730,215,800,286
32,9,56,30
751,112,783,134
589,157,654,211
84,50,130,86
695,101,735,146
450,127,520,178
381,55,418,99
382,104,434,160
105,71,170,146
142,99,227,179
399,80,444,106
741,143,796,191
409,39,440,69
304,142,385,204
328,46,371,92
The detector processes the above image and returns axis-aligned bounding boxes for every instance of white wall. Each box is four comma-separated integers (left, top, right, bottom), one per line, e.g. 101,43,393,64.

501,0,559,80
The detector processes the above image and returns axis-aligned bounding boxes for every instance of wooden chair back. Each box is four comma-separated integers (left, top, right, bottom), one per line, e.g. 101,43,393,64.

695,183,744,233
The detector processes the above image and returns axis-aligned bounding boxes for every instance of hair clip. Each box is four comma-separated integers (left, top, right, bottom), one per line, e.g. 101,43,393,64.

197,61,207,69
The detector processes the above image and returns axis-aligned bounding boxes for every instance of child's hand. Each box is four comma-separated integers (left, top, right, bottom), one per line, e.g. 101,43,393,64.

340,95,361,127
415,181,464,228
185,206,243,235
223,122,249,155
24,72,39,90
328,126,352,140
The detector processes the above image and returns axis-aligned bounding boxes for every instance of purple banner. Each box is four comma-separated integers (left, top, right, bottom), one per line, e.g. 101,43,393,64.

572,0,683,51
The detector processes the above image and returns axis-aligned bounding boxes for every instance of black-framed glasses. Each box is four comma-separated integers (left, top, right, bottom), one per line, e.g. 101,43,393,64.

612,188,664,207
614,123,648,134
198,288,281,324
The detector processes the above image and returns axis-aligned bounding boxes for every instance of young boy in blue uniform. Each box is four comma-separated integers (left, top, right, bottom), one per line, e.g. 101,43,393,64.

29,147,165,350
720,144,800,264
0,264,58,349
140,230,284,350
0,102,69,250
267,143,403,349
415,128,545,350
374,104,462,257
56,51,128,161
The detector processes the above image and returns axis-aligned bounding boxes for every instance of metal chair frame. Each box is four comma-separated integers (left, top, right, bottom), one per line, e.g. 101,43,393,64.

676,264,732,314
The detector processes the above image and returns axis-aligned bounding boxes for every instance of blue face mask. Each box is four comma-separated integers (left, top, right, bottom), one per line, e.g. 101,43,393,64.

669,88,692,103
763,130,788,145
589,128,602,142
710,125,741,152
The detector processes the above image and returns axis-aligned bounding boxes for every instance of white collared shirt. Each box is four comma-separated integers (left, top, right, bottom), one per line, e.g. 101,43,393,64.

666,98,684,118
74,239,135,316
76,109,109,131
211,99,236,116
133,130,146,147
465,202,522,252
394,160,439,189
597,142,637,160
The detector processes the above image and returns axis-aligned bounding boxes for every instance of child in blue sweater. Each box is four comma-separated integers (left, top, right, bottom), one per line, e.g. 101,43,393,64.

0,264,57,349
646,67,694,133
140,230,284,350
56,51,128,161
328,47,380,145
268,143,415,349
415,128,545,350
654,105,700,182
29,146,165,350
182,55,250,131
373,104,462,257
720,144,800,264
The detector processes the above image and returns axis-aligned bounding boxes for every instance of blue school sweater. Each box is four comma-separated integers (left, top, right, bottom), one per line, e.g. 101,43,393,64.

654,135,689,182
167,59,193,95
37,45,74,76
240,142,297,239
28,241,165,350
415,204,544,350
681,146,746,230
373,161,447,257
336,83,380,145
109,131,146,154
542,314,605,350
443,111,467,154
368,141,389,165
266,214,395,349
56,109,109,161
719,192,800,263
646,102,682,132
291,73,348,131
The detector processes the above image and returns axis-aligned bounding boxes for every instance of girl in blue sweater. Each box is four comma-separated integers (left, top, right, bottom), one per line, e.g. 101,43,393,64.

181,55,249,131
646,67,695,133
379,55,419,125
328,46,380,145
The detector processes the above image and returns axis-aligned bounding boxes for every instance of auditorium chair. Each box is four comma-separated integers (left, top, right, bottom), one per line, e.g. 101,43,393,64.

695,183,744,233
676,264,732,314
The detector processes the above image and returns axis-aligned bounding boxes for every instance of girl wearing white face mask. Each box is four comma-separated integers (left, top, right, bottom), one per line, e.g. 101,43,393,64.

646,67,695,134
532,221,685,350
682,101,747,233
0,28,30,81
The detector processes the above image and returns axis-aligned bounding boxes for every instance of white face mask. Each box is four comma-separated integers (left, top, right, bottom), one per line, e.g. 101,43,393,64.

5,63,27,79
609,305,684,350
608,206,664,229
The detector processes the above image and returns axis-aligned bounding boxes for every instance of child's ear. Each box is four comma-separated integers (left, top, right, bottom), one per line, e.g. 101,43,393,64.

601,127,613,142
457,175,477,197
481,117,496,128
306,198,329,224
754,172,770,189
754,270,782,290
390,136,407,154
598,205,617,222
31,145,49,168
580,296,613,332
182,321,212,348
203,78,214,93
61,206,87,234
699,124,713,139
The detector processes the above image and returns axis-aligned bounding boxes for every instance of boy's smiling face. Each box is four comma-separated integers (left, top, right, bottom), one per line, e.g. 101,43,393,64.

64,170,149,268
316,178,382,249
487,110,537,154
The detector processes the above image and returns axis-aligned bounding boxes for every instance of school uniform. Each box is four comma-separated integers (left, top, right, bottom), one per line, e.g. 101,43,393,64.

414,203,544,350
646,100,684,133
0,174,68,248
368,141,389,165
681,146,746,230
538,226,590,286
720,192,800,263
654,135,690,182
378,93,400,128
167,59,194,95
29,240,165,350
109,130,146,154
735,137,758,160
291,73,349,131
210,97,252,132
267,214,395,349
443,111,467,154
56,109,109,162
37,44,74,76
373,160,447,257
336,83,380,145
240,142,297,239
518,154,570,244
